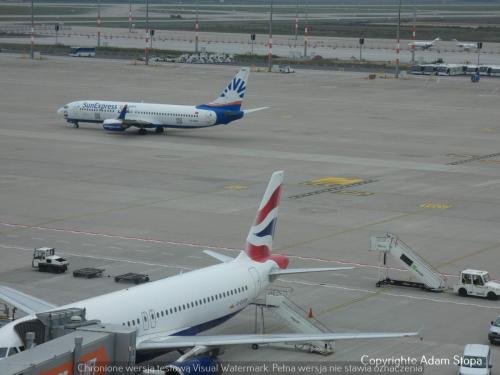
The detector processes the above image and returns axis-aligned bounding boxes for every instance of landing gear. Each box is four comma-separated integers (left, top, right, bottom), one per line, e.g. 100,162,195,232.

155,126,164,134
69,121,79,128
138,128,147,135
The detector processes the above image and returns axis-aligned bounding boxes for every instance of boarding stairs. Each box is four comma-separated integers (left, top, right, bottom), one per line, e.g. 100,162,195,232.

253,287,334,355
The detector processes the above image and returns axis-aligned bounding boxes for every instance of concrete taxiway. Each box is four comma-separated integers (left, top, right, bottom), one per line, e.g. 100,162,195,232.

1,54,500,373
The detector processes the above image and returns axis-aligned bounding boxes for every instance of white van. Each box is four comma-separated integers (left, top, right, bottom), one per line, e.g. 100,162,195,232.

458,344,492,375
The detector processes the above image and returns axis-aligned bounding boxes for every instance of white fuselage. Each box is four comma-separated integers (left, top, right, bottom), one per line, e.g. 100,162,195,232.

0,255,276,351
61,100,218,129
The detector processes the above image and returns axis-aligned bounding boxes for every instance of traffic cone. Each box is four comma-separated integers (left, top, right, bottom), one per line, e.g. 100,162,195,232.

308,307,314,318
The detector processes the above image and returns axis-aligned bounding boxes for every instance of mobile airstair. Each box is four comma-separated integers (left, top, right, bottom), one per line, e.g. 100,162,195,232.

253,287,334,355
370,233,447,292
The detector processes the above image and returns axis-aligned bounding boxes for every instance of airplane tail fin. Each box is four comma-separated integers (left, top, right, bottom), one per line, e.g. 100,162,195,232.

204,67,250,111
245,171,289,269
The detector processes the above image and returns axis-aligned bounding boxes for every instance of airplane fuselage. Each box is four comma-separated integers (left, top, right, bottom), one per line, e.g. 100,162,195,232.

61,100,223,130
0,255,274,351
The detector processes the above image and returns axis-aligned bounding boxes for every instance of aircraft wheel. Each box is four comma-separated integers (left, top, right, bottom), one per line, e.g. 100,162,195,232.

251,344,259,350
155,126,164,134
73,122,79,129
138,128,147,135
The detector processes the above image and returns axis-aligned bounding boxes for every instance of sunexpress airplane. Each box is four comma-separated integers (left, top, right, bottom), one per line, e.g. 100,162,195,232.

56,67,266,134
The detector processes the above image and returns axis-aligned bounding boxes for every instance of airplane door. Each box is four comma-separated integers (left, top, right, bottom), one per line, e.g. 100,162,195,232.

141,311,149,330
149,309,157,329
248,267,261,295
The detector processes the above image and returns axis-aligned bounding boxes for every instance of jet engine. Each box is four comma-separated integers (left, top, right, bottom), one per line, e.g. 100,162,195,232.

164,357,222,375
102,119,126,131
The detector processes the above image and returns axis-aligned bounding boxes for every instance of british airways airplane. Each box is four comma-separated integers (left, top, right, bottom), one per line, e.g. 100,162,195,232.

56,67,266,134
0,171,419,369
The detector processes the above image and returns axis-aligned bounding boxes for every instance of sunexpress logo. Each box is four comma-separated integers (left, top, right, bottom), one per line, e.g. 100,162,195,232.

82,102,119,111
220,77,246,99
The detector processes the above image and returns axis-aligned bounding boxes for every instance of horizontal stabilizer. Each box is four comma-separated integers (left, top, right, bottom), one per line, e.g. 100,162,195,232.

138,331,420,350
203,250,234,263
269,266,354,276
0,285,57,314
243,107,269,114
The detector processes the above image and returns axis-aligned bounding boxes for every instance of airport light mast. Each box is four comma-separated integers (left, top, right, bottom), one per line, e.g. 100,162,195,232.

195,0,199,54
30,0,34,59
128,0,132,33
294,0,299,49
304,0,309,58
145,0,149,65
411,8,416,64
395,0,402,78
97,0,101,48
268,0,273,72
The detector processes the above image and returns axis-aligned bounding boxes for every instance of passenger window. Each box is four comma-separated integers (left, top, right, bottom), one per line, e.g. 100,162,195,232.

137,319,140,324
127,322,130,327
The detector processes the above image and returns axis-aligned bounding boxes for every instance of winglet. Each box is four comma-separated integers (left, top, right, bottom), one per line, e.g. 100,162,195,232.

118,104,128,120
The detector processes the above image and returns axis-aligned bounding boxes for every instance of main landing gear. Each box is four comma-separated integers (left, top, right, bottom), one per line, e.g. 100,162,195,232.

138,128,147,135
69,121,79,128
155,126,165,134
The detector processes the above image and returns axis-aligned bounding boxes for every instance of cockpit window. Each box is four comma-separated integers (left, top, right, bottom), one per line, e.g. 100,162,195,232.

8,347,18,356
0,347,7,358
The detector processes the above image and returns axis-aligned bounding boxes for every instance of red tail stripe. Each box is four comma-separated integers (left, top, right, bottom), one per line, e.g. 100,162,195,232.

255,186,281,225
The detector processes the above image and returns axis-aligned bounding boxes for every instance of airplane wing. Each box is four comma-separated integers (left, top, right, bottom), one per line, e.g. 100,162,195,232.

269,267,354,276
0,285,57,314
137,331,420,351
203,250,234,263
243,107,269,114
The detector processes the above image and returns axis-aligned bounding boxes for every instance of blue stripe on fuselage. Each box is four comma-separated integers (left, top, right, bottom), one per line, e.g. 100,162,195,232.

196,105,244,125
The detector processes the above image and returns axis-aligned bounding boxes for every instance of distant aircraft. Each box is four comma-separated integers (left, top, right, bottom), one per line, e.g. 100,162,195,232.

0,171,419,365
453,39,479,51
57,67,267,134
408,37,440,50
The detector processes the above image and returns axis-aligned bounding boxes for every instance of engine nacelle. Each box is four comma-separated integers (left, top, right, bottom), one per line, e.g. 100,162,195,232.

102,119,125,131
164,357,221,375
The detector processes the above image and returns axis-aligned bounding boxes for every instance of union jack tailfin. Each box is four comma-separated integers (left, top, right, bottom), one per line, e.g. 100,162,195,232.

245,171,289,269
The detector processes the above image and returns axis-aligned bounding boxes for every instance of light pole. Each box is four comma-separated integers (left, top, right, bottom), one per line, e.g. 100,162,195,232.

128,0,132,33
97,0,101,48
195,0,199,54
304,0,309,58
145,0,149,65
30,0,34,59
395,0,402,78
411,7,416,64
268,0,273,72
294,0,298,49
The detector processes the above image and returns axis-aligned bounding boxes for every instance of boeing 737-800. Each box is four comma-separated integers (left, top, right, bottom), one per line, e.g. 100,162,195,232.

56,67,266,134
0,171,419,370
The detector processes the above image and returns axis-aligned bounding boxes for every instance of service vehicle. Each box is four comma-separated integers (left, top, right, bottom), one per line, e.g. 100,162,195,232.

457,344,492,375
488,316,500,344
454,269,500,300
32,247,69,274
69,47,96,57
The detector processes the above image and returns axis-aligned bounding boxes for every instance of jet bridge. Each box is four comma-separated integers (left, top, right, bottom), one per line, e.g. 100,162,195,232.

253,287,334,355
370,233,447,292
0,308,136,375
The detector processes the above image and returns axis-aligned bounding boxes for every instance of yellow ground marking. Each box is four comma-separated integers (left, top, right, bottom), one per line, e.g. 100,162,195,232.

335,190,374,197
420,202,452,209
480,128,496,133
304,177,364,186
223,184,247,190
